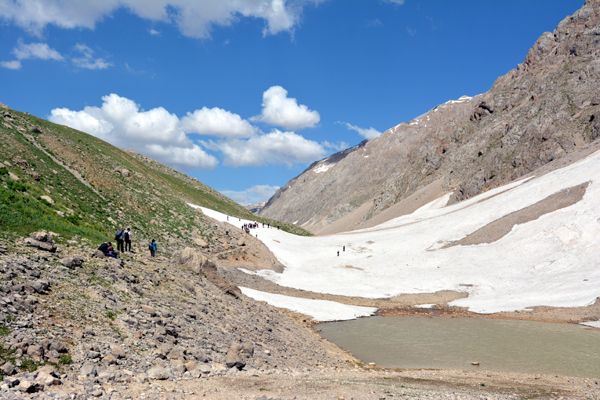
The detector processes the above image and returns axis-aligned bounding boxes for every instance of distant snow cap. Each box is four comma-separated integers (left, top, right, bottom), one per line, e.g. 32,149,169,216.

313,161,334,174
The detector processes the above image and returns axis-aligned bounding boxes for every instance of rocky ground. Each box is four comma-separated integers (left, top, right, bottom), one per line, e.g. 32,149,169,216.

2,231,600,399
0,231,344,399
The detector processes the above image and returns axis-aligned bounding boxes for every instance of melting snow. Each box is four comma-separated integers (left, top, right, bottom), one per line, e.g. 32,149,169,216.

238,287,377,321
191,149,600,318
581,320,600,328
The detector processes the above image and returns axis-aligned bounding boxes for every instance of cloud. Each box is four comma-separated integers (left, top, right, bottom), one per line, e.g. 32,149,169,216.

148,28,161,36
0,60,21,70
384,0,405,5
253,85,320,130
182,107,256,138
12,41,64,60
221,184,279,205
71,43,111,70
1,40,64,69
213,129,326,166
0,0,322,39
49,93,217,168
341,122,382,140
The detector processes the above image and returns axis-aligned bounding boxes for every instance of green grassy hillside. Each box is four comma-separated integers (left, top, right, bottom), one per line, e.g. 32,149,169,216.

0,104,310,248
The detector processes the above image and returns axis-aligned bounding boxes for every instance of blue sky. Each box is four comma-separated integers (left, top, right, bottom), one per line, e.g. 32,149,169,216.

0,0,582,204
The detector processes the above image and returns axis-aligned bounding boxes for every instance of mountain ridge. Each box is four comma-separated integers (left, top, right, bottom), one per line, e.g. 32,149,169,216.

260,0,600,234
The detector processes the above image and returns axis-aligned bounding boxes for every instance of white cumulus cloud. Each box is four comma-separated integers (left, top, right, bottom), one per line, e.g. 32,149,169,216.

221,184,279,205
254,85,320,130
71,43,111,70
1,40,63,69
49,93,217,169
0,0,322,39
182,107,256,138
213,129,326,166
341,122,382,140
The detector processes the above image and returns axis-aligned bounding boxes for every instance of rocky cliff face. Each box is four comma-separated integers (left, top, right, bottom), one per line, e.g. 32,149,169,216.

260,0,600,233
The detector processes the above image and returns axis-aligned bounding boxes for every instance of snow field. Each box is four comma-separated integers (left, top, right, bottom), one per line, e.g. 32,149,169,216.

191,149,600,318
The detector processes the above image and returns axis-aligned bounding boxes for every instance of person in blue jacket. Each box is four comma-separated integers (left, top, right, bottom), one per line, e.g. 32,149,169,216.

148,239,157,257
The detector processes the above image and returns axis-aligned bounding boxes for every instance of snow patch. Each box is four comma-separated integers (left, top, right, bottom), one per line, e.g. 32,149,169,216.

314,162,334,174
239,287,377,321
414,304,435,309
581,320,600,328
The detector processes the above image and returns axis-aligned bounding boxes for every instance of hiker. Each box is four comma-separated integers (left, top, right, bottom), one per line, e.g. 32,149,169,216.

98,242,118,258
148,239,157,257
124,227,132,252
337,250,340,257
115,228,125,253
106,242,118,258
343,245,346,252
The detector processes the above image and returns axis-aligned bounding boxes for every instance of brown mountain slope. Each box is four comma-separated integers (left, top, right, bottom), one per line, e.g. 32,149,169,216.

260,0,600,234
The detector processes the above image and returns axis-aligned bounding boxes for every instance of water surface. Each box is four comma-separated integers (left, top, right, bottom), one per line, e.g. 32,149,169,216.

318,316,600,378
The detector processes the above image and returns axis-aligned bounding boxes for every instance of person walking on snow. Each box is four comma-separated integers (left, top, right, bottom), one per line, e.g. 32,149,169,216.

148,239,157,257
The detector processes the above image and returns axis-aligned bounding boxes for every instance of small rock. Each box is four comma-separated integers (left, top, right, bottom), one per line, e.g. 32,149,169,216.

110,344,126,359
40,195,54,205
1,361,16,375
147,366,171,380
80,362,98,378
17,379,43,393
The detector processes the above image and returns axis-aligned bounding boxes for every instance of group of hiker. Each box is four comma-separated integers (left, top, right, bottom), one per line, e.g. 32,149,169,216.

97,227,158,258
241,221,277,234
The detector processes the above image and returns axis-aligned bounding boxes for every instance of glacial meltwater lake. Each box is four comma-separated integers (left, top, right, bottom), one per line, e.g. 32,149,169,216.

317,316,600,378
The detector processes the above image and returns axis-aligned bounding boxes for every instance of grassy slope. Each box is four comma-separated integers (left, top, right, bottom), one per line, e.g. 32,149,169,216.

0,106,310,247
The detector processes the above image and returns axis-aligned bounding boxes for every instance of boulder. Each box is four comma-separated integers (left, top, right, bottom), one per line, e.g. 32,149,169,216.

35,366,61,386
225,341,254,370
31,231,52,242
61,256,84,269
40,195,54,205
1,361,16,376
109,344,126,359
91,250,105,259
17,380,43,393
79,362,97,378
29,280,50,294
147,366,171,380
173,247,213,273
194,237,209,248
114,167,130,177
25,231,57,252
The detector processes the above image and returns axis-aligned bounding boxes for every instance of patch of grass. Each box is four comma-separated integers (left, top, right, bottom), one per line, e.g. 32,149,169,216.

58,354,72,365
6,180,27,192
88,273,112,288
0,325,10,336
105,309,117,320
20,358,41,372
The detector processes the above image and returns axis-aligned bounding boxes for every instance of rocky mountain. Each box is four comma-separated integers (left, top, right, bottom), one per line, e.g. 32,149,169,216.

0,105,333,397
260,0,600,234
